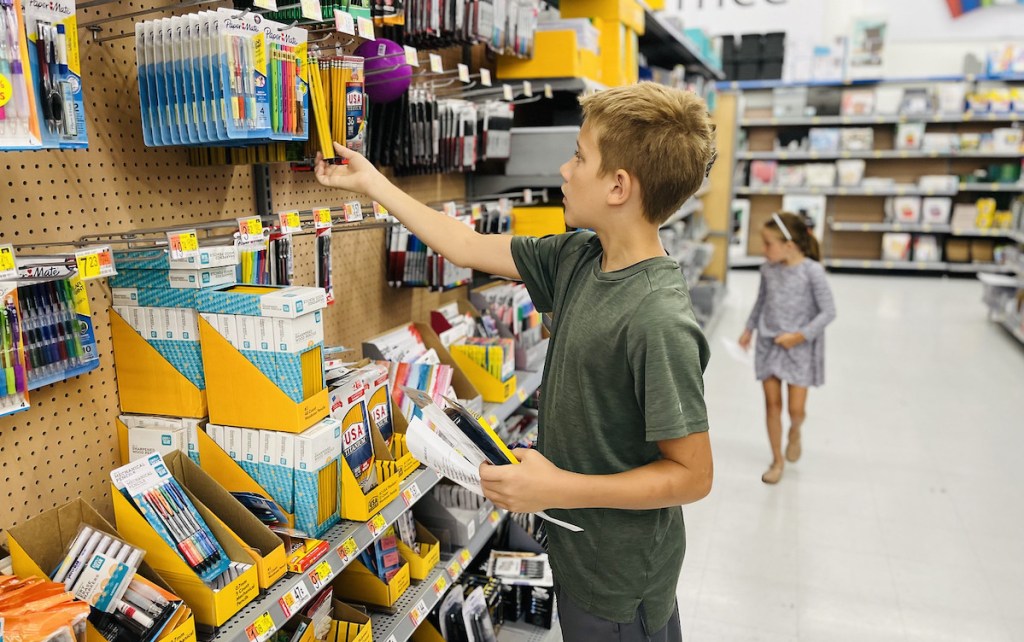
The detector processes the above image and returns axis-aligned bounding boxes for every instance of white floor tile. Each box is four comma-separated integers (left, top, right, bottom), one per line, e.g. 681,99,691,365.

675,270,1024,641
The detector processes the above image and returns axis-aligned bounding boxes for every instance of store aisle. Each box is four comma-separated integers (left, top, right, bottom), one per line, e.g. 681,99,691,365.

678,270,1024,642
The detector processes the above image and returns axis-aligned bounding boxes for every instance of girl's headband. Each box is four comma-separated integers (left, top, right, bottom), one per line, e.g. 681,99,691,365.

772,213,793,242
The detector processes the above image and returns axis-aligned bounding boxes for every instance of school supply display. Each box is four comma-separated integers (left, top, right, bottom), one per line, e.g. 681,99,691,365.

17,278,99,388
110,453,233,584
0,574,91,642
328,370,379,494
471,282,544,370
122,414,202,465
134,9,309,148
0,283,30,417
400,0,539,57
450,337,515,383
50,525,146,618
357,526,402,582
485,551,553,587
113,305,206,390
386,205,474,290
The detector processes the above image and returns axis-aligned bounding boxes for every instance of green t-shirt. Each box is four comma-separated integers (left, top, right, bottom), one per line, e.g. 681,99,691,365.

511,231,710,631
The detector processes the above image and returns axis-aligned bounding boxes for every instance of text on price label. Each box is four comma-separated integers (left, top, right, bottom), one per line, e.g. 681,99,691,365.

334,9,355,34
489,510,501,525
75,246,116,280
357,16,375,39
343,201,363,222
447,559,462,578
409,599,429,627
279,211,302,234
433,575,448,595
368,513,387,536
314,207,332,229
460,549,472,565
430,53,444,73
167,229,199,260
278,582,311,618
238,216,264,242
309,560,332,589
401,483,421,507
300,0,321,20
404,45,419,66
245,613,276,642
0,245,18,280
338,537,358,562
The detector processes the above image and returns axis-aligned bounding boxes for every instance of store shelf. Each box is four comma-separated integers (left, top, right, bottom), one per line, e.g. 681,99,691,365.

958,182,1024,193
469,174,565,197
829,222,1024,241
527,77,607,95
997,315,1024,346
371,508,507,642
499,619,562,642
661,198,703,228
736,186,956,197
716,74,1019,91
737,150,1023,160
825,259,949,271
481,369,544,429
740,113,1024,127
639,10,724,79
947,263,1016,274
209,468,442,642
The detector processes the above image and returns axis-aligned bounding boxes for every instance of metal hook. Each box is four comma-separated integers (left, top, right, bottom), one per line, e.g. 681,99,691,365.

276,19,298,31
364,62,408,77
232,7,250,19
511,95,543,105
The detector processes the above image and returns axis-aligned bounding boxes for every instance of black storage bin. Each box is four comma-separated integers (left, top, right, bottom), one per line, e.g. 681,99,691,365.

738,62,761,81
762,32,786,58
761,60,784,79
739,34,762,60
807,87,842,116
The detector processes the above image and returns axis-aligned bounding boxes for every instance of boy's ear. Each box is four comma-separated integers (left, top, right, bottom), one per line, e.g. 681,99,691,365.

607,169,633,206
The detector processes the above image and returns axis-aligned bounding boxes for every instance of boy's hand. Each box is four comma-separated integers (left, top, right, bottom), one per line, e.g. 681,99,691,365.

314,142,387,197
738,329,753,350
774,332,805,349
480,449,566,514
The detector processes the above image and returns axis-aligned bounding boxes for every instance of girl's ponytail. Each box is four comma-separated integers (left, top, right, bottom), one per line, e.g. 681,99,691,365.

767,211,822,261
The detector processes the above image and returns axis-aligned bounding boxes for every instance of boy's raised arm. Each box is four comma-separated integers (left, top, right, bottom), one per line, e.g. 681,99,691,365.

315,143,521,280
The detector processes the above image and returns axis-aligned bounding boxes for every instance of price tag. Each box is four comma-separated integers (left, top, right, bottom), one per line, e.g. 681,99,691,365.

837,187,848,195
238,216,264,243
357,16,375,39
885,261,895,269
873,150,883,159
480,68,492,86
517,388,528,403
963,112,974,121
278,581,311,618
429,53,444,73
167,229,199,260
309,560,332,590
278,211,302,235
404,45,419,67
460,549,471,565
334,9,355,35
861,223,870,232
433,575,448,595
343,201,364,222
368,513,387,537
314,207,333,229
245,612,276,642
443,201,458,217
402,482,421,507
486,414,499,428
862,260,871,269
523,81,533,97
544,83,553,99
75,246,116,280
893,224,903,231
458,63,470,83
502,84,514,101
770,117,778,125
811,116,821,124
447,559,462,578
386,637,397,642
900,150,910,158
809,151,819,159
779,152,789,160
253,0,277,10
372,201,390,220
466,519,476,541
488,510,501,525
523,188,534,204
338,537,358,563
0,244,19,280
409,600,429,627
470,204,482,220
300,0,321,20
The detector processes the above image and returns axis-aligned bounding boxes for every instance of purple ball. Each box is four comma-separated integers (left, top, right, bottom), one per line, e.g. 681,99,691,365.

354,38,413,104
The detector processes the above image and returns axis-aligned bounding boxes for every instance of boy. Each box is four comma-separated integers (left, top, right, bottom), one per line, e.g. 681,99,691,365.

315,82,715,640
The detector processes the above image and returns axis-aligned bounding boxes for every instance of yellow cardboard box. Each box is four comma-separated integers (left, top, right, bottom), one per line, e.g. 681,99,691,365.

513,206,567,237
109,309,208,418
497,30,601,83
560,0,645,35
111,454,261,627
396,522,441,581
8,499,197,642
338,406,401,521
411,621,447,642
326,600,373,642
199,315,329,433
333,558,411,608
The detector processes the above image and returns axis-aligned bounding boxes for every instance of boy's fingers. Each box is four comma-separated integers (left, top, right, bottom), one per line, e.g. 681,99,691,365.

332,141,354,159
479,463,507,482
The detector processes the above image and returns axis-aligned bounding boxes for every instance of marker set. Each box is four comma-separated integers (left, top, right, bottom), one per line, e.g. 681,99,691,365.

50,525,145,616
0,0,88,150
111,453,233,585
135,9,309,148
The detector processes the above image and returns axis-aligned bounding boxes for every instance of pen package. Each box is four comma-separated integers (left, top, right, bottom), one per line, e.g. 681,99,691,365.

0,284,30,418
0,0,44,149
51,524,146,614
22,0,87,148
264,22,309,142
314,224,333,304
111,452,233,584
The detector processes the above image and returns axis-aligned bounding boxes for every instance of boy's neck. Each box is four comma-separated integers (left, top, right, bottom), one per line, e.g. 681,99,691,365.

596,226,667,273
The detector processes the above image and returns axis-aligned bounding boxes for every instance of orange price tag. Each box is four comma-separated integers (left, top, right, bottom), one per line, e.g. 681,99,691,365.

338,537,357,562
447,560,462,579
433,575,448,595
402,482,421,507
368,513,387,536
314,207,332,229
372,201,390,219
278,211,302,234
75,246,116,280
238,216,264,243
460,550,471,565
245,613,276,642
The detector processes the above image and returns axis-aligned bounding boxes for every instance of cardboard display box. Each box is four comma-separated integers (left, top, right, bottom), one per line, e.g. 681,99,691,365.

326,600,373,642
332,558,411,608
396,522,441,581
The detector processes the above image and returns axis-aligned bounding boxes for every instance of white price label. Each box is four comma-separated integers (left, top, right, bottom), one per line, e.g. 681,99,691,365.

523,80,533,97
167,229,199,260
278,582,311,618
430,53,444,73
278,211,302,235
443,201,458,217
334,9,355,35
253,0,277,9
300,0,321,20
75,246,116,280
480,68,492,86
314,207,333,229
466,519,476,541
238,216,264,243
338,537,358,563
409,599,429,627
357,16,375,39
343,201,363,222
402,482,421,507
368,513,387,536
503,84,514,101
458,63,470,83
404,45,419,67
544,83,553,99
372,201,390,219
0,244,19,280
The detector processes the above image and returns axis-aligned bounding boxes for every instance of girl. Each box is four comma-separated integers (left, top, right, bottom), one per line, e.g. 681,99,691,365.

739,212,836,484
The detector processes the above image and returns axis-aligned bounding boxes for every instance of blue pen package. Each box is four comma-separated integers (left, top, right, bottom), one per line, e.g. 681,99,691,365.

265,24,309,142
218,8,272,141
22,0,88,148
172,18,199,144
153,20,179,146
201,11,228,142
135,23,155,146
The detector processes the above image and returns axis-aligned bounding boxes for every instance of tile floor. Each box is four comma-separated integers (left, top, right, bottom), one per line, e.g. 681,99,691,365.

679,269,1024,642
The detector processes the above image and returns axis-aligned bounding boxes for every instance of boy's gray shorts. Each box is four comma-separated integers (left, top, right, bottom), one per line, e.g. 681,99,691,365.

555,586,683,642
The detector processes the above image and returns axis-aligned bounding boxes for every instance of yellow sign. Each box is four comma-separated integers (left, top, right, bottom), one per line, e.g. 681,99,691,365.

238,216,264,242
279,211,302,234
75,246,115,280
338,537,358,562
447,560,462,578
368,513,387,536
167,229,199,259
0,244,17,278
433,576,448,595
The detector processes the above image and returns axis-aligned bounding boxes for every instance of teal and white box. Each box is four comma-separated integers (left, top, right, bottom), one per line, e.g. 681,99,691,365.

143,307,164,342
112,287,200,309
273,313,326,403
223,425,242,463
178,308,199,341
240,428,261,482
125,422,187,462
72,552,136,613
260,430,294,513
110,266,235,290
114,245,238,270
293,418,341,537
207,423,225,451
197,285,327,318
239,316,277,384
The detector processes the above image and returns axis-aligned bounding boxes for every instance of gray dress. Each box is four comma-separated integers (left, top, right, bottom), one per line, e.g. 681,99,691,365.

745,260,836,387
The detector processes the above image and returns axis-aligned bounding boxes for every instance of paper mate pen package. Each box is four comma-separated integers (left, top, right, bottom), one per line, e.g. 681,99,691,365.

199,12,226,142
23,0,88,148
265,24,309,142
156,19,181,145
342,56,365,153
293,418,341,537
218,8,272,141
329,379,377,494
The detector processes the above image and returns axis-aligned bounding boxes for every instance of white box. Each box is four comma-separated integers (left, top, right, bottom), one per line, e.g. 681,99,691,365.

127,424,187,462
889,196,922,223
160,308,178,340
167,265,236,290
223,425,243,462
273,311,325,353
295,418,342,472
882,233,913,261
804,163,837,187
918,175,959,193
237,316,258,352
143,307,162,341
178,309,199,341
922,197,953,225
241,428,261,471
259,286,328,319
170,245,238,270
256,317,276,352
207,423,225,450
112,289,139,307
212,313,239,348
127,306,146,336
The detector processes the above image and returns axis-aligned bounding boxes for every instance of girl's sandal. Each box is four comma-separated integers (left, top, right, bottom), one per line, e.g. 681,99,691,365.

786,433,802,463
761,464,784,484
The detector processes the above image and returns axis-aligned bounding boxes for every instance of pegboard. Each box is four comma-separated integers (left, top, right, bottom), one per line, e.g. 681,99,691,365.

0,0,467,541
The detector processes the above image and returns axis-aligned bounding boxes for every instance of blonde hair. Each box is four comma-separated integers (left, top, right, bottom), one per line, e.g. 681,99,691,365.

579,82,717,225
